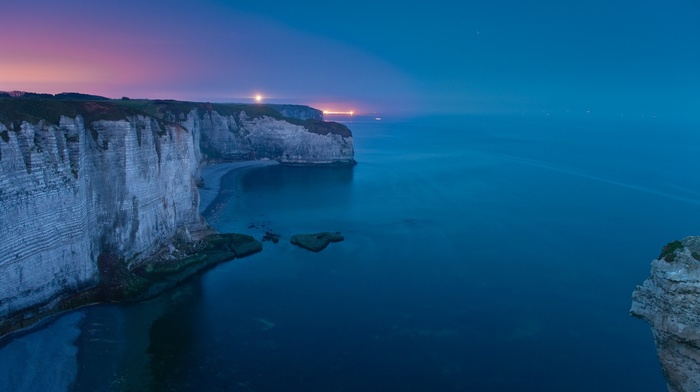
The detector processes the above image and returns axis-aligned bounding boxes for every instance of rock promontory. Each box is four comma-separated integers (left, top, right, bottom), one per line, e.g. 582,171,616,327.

631,236,700,392
0,93,355,335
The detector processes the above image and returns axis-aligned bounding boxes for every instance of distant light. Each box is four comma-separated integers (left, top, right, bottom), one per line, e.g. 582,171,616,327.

323,110,355,115
255,94,263,103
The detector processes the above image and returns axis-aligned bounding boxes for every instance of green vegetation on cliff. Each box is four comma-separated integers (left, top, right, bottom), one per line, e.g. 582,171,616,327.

0,93,351,138
660,240,684,262
0,99,133,129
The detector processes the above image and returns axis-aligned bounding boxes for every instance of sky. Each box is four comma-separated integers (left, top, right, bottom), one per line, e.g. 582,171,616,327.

0,0,698,118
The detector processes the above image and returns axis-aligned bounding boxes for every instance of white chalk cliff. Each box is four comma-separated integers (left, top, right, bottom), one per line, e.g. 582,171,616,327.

0,99,354,333
631,236,700,392
188,109,354,164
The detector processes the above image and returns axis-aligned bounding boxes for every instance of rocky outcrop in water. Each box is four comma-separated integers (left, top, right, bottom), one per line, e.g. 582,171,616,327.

291,232,344,252
631,236,700,392
0,97,354,334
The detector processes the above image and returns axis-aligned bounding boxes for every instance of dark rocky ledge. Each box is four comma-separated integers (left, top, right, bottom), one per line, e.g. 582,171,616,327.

0,233,261,337
291,232,344,252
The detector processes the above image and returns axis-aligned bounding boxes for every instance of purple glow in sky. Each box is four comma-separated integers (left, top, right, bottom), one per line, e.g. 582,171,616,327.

1,0,698,118
0,0,415,113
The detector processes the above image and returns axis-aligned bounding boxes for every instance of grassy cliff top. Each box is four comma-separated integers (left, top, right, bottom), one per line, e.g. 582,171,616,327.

0,93,351,138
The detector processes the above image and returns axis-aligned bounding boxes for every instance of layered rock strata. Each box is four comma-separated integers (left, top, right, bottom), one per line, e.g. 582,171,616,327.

631,236,700,392
190,109,354,164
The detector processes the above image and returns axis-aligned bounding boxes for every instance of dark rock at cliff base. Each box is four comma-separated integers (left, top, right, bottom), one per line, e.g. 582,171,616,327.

0,233,262,336
227,233,263,257
291,232,344,252
117,233,261,299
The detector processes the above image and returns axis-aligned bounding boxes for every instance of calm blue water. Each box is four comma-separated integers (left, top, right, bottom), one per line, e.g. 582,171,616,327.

4,114,700,391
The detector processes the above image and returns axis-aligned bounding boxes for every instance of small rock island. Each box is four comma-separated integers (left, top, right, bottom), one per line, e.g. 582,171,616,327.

291,232,345,252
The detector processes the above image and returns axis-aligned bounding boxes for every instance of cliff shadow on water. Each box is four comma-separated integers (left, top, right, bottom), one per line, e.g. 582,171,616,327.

71,277,206,391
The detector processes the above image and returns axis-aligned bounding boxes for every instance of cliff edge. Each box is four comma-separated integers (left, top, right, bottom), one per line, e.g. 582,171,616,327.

0,95,355,335
631,236,700,392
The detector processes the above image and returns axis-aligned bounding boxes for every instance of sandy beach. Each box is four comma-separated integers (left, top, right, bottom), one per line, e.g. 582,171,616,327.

199,160,279,214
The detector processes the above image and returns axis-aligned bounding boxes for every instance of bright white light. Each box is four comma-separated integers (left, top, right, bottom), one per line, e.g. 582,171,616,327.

255,94,262,103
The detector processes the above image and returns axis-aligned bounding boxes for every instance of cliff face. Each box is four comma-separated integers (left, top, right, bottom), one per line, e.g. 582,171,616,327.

0,98,354,332
192,110,354,164
0,117,95,320
631,236,700,392
0,115,203,323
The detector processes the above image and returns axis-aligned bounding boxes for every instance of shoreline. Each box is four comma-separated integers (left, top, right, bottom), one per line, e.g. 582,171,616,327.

0,160,279,382
0,160,276,340
199,160,280,214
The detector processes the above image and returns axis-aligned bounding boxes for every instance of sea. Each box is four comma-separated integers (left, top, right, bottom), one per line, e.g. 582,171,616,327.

2,113,699,391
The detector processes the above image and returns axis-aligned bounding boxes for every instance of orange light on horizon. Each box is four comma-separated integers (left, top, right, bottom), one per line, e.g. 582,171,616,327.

323,110,355,115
